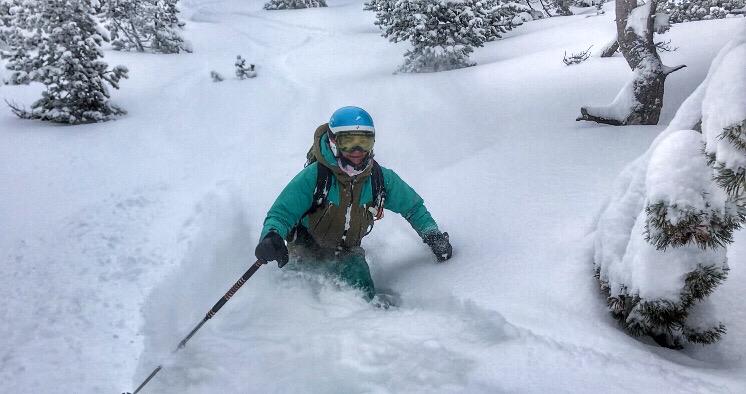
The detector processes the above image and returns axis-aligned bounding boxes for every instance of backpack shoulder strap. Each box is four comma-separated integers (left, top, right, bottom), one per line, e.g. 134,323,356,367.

288,163,331,241
370,161,386,220
306,163,332,217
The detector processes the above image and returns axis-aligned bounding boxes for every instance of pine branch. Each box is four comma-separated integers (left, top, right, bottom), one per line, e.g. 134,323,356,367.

5,99,32,119
706,147,746,199
681,265,729,305
684,324,726,344
719,120,746,153
563,46,592,66
644,201,742,250
655,39,678,53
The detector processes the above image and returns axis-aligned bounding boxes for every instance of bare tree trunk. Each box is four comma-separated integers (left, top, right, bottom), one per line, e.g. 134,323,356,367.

578,0,685,125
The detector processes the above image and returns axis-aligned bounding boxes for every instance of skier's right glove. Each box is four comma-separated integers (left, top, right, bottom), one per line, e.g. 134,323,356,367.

255,230,289,268
423,231,452,262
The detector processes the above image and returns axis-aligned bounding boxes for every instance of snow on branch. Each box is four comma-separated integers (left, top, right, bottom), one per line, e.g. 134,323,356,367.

599,37,619,57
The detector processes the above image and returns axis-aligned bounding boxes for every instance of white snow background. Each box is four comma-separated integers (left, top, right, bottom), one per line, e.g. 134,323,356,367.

1,1,745,393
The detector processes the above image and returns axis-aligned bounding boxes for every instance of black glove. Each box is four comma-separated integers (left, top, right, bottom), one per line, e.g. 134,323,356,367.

255,230,289,268
423,231,452,262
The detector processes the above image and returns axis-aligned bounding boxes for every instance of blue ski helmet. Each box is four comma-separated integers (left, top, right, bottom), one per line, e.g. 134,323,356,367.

329,106,375,136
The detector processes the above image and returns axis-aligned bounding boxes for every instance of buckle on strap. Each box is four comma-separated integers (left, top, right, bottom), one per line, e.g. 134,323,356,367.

368,205,384,221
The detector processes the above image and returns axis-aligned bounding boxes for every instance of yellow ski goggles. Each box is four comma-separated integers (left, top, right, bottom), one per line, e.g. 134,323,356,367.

335,133,375,152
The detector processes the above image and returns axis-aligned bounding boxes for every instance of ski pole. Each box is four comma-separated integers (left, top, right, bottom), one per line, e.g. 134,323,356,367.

124,259,267,394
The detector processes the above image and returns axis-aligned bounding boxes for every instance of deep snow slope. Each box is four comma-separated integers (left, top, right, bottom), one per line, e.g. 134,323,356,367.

1,1,744,392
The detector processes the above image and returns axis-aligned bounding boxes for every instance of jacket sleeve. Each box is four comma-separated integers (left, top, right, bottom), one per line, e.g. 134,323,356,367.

260,164,318,240
381,167,439,238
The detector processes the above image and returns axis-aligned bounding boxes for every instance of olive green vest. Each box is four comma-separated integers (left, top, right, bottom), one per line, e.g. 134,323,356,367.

305,124,376,250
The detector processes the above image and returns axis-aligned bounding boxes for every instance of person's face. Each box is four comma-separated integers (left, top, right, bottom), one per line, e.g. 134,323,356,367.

341,149,367,166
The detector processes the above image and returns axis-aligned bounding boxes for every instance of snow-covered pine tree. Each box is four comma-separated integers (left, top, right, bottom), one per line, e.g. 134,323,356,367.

624,129,733,347
151,0,190,53
659,0,745,23
7,0,128,123
1,0,41,56
384,0,480,72
364,0,394,33
2,0,36,84
235,55,256,79
552,0,573,15
103,0,147,51
374,0,519,73
263,0,326,10
593,38,746,348
482,0,528,41
1,0,21,50
104,0,190,53
1,0,46,85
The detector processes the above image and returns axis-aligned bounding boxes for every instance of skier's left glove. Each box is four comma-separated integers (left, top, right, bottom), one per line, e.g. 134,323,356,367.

423,231,452,262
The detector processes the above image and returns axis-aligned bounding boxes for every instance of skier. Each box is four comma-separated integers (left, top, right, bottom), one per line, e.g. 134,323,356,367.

255,106,452,302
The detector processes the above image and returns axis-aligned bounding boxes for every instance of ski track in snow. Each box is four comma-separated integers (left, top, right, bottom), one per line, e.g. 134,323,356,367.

1,0,745,393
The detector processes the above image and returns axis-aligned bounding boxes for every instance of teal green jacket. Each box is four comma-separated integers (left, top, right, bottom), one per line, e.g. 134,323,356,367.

260,133,439,241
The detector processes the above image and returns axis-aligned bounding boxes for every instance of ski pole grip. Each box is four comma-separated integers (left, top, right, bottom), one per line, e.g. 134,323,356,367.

205,259,266,319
